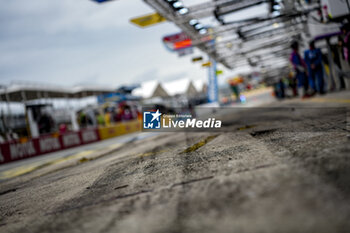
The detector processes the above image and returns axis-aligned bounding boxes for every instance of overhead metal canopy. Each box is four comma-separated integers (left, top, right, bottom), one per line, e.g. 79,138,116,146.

143,0,319,74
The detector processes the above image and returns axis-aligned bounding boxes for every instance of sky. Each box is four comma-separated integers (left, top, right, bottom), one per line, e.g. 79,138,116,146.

0,0,220,88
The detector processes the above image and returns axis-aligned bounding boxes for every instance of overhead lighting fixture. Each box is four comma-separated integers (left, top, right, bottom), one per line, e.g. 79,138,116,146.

188,18,207,35
194,23,203,30
189,19,198,25
173,1,183,8
199,28,207,34
273,22,280,28
270,0,282,15
165,0,189,15
178,7,189,15
273,5,282,10
272,11,281,17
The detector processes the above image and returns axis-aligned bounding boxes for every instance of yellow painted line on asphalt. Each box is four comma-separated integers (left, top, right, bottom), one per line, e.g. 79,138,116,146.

182,135,218,153
137,149,169,158
241,87,273,97
0,150,95,180
0,163,43,180
0,140,131,180
237,125,257,131
62,150,94,161
309,98,350,104
108,143,123,150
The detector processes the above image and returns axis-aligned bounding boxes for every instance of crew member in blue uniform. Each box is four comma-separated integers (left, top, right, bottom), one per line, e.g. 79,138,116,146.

304,41,325,94
290,41,309,97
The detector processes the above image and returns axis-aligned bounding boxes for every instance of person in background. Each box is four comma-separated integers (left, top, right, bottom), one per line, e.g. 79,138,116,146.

228,76,243,102
273,77,288,100
59,124,67,134
78,110,87,128
304,41,325,94
38,112,55,134
290,41,310,98
104,108,111,126
95,110,105,126
122,106,134,121
334,36,347,89
113,107,123,122
341,23,350,64
288,72,298,97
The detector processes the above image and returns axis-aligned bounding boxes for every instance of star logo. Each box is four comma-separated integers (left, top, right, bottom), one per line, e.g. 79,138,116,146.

150,109,162,122
143,110,162,129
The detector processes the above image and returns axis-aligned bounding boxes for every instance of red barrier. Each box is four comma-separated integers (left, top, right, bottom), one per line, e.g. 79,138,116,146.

0,128,100,165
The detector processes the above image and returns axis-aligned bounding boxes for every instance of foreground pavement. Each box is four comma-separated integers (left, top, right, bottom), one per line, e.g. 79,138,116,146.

0,91,349,233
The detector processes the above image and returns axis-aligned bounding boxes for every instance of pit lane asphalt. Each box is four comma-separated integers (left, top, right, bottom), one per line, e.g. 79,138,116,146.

0,91,349,233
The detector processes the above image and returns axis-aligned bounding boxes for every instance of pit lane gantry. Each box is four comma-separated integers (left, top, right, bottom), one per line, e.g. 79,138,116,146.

91,0,322,100
141,0,318,71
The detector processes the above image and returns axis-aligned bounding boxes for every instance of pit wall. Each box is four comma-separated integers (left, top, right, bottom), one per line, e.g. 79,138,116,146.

0,120,142,165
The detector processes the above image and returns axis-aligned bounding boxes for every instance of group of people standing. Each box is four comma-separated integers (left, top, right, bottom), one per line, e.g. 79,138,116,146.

289,23,350,98
290,40,326,98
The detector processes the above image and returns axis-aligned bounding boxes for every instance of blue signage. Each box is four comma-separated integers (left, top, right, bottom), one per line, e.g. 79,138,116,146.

97,93,125,104
143,110,162,129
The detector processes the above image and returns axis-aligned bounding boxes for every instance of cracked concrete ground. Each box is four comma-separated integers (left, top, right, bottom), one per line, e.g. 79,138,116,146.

0,91,349,233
